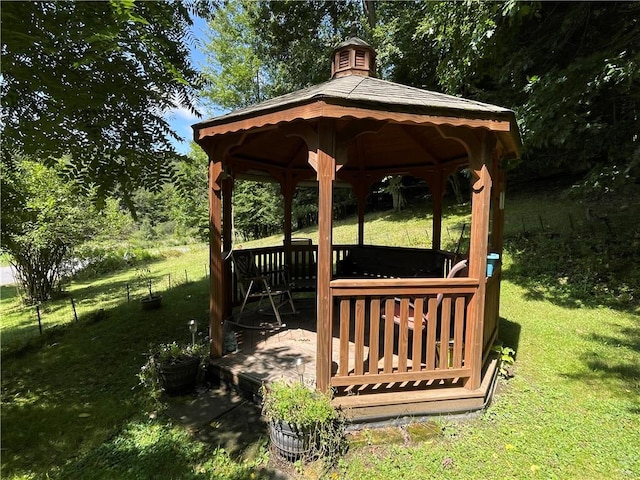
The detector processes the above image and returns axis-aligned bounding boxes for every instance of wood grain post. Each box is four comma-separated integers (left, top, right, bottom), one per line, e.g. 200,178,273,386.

283,176,295,247
209,157,224,359
222,174,233,320
316,120,336,393
465,132,495,390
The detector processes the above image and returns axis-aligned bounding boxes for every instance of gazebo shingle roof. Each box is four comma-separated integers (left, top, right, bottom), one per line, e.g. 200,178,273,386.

193,74,515,130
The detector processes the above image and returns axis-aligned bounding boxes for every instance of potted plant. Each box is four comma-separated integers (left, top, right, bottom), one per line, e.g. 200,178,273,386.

137,267,162,310
260,379,344,462
138,341,208,400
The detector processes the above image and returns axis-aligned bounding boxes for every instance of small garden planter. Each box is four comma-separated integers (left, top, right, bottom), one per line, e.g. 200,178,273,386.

140,294,162,310
137,267,162,310
261,379,345,463
139,341,208,402
269,420,314,461
156,354,200,395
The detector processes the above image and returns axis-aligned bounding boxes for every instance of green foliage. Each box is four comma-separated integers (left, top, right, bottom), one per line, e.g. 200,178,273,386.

73,244,157,278
492,345,516,379
250,0,362,95
130,145,209,242
201,0,362,111
233,180,283,240
1,0,209,202
0,156,118,302
200,0,265,109
261,380,336,428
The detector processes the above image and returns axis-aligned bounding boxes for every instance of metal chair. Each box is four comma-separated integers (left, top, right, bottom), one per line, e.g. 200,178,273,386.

232,250,296,328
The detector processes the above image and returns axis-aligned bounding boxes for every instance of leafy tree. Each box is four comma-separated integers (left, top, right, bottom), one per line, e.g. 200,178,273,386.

394,1,640,190
201,0,362,111
250,0,362,94
233,181,283,240
127,143,209,241
1,0,210,205
200,0,266,109
1,157,122,303
170,144,210,240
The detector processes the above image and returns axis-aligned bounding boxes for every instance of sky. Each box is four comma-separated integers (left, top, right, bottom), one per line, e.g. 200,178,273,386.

164,16,219,156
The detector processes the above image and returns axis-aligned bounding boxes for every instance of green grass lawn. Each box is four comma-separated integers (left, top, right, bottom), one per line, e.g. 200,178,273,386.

1,190,638,479
0,244,210,350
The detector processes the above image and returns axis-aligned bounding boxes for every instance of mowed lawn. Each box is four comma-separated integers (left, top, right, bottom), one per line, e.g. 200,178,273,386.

1,193,639,479
339,275,639,479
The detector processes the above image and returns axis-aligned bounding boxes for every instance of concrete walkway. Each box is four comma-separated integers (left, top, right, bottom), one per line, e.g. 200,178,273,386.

165,386,269,460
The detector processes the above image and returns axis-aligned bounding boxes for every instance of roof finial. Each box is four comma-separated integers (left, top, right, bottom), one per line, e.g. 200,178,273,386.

349,22,359,39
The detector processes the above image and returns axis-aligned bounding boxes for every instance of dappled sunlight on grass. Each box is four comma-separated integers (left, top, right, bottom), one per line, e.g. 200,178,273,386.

339,280,639,479
2,190,639,478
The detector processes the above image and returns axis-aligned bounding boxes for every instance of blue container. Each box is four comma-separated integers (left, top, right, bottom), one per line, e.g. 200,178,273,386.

486,253,500,277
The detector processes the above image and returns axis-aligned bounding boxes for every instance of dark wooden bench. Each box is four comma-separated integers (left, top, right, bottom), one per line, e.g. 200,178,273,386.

335,246,449,279
285,238,317,291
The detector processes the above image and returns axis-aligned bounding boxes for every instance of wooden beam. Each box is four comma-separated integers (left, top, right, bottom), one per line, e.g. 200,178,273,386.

222,175,233,320
281,174,296,247
316,120,336,393
195,101,513,140
204,135,245,360
465,131,495,389
208,159,223,359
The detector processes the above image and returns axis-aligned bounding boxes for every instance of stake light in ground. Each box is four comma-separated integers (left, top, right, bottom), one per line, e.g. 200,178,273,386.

188,319,197,347
294,357,305,384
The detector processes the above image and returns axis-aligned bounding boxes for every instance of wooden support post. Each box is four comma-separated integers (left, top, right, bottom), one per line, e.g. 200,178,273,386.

465,132,495,390
209,158,224,359
490,159,506,255
222,175,233,319
282,176,295,248
315,120,336,393
432,169,445,251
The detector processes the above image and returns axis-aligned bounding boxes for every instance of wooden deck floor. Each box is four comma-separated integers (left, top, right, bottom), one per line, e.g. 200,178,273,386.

209,295,500,422
211,297,339,390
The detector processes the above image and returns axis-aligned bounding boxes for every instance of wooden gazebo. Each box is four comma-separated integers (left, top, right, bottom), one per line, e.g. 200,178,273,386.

193,38,521,419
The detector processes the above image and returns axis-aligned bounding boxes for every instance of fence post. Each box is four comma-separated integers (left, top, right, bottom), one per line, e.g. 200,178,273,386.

36,304,43,334
185,269,188,284
168,273,171,289
70,297,78,323
126,284,130,302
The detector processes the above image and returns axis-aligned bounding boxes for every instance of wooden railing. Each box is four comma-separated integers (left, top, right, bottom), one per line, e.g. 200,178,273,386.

227,245,500,391
483,270,501,361
228,244,318,304
329,277,479,391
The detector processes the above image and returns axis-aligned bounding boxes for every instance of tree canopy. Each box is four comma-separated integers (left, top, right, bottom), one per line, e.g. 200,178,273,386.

200,0,640,195
1,0,211,204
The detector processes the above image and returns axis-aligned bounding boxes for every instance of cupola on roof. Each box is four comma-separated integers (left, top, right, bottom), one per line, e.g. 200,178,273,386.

331,37,376,79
